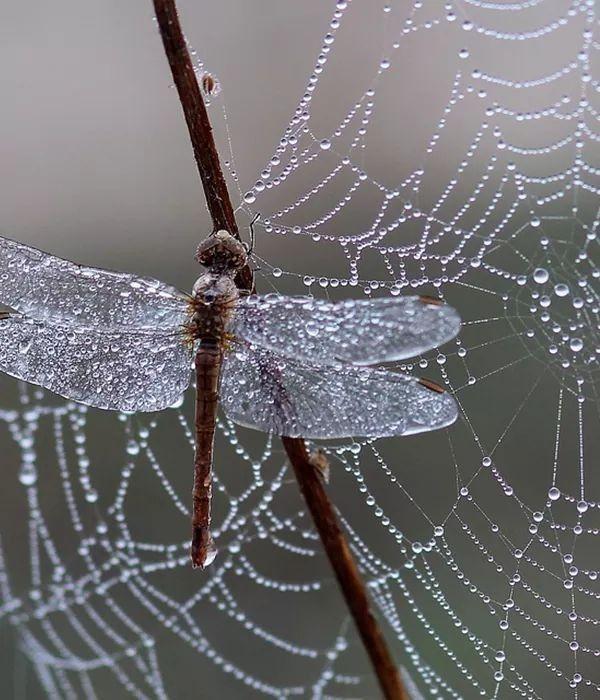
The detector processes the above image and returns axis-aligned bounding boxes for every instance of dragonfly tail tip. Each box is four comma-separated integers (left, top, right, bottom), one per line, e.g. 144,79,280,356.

190,527,218,569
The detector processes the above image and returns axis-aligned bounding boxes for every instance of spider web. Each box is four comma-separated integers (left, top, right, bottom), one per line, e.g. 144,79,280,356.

1,0,599,698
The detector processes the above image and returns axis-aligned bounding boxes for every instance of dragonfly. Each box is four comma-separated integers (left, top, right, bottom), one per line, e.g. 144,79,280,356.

0,231,460,568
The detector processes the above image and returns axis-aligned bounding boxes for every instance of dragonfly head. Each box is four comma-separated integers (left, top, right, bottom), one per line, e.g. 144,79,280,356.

195,230,248,274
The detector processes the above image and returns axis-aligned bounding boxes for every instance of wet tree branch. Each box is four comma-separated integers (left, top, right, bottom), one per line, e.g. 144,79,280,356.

151,0,253,292
151,1,406,697
282,438,407,700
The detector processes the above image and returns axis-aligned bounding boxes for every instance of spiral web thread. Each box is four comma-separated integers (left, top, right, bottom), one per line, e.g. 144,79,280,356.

1,0,599,698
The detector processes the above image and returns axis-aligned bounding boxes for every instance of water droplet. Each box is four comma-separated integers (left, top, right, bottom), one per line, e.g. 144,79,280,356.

19,465,37,486
570,338,583,352
305,321,319,337
126,440,140,456
169,394,185,409
319,139,332,151
577,500,588,513
548,487,561,501
243,191,256,204
554,283,569,297
533,268,549,284
203,541,218,567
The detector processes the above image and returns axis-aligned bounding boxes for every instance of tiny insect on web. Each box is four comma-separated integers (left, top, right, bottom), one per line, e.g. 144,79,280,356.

0,230,460,567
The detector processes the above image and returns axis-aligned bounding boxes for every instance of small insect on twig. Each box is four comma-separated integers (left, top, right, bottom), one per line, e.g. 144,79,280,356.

309,448,331,485
200,72,220,97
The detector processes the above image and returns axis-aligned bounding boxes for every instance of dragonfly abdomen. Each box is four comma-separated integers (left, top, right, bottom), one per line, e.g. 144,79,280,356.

191,341,223,568
189,276,238,568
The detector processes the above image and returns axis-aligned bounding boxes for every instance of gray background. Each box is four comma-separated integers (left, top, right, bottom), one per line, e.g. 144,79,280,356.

0,1,598,698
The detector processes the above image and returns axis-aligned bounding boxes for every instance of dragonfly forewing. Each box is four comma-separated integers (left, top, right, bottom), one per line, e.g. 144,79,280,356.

0,235,190,330
232,295,460,366
220,344,458,439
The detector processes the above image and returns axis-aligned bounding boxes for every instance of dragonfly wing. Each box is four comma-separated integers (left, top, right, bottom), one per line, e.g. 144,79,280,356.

232,295,460,365
220,344,458,439
0,235,189,330
0,314,191,411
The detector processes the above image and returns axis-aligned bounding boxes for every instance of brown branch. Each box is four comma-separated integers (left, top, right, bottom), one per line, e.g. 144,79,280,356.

152,0,253,291
283,438,407,700
151,1,407,697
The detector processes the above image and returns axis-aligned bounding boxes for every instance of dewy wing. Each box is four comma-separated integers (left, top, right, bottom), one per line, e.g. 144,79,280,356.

0,235,189,329
233,294,461,365
221,345,458,439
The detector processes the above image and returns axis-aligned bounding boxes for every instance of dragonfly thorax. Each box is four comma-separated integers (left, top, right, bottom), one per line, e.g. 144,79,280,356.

195,230,247,275
192,272,237,303
189,273,238,341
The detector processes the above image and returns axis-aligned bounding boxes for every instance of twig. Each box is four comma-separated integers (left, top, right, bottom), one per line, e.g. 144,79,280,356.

151,1,407,697
151,0,253,292
282,438,407,700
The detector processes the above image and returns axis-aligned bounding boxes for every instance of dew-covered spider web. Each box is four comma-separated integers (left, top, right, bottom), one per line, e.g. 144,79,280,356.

1,0,599,698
